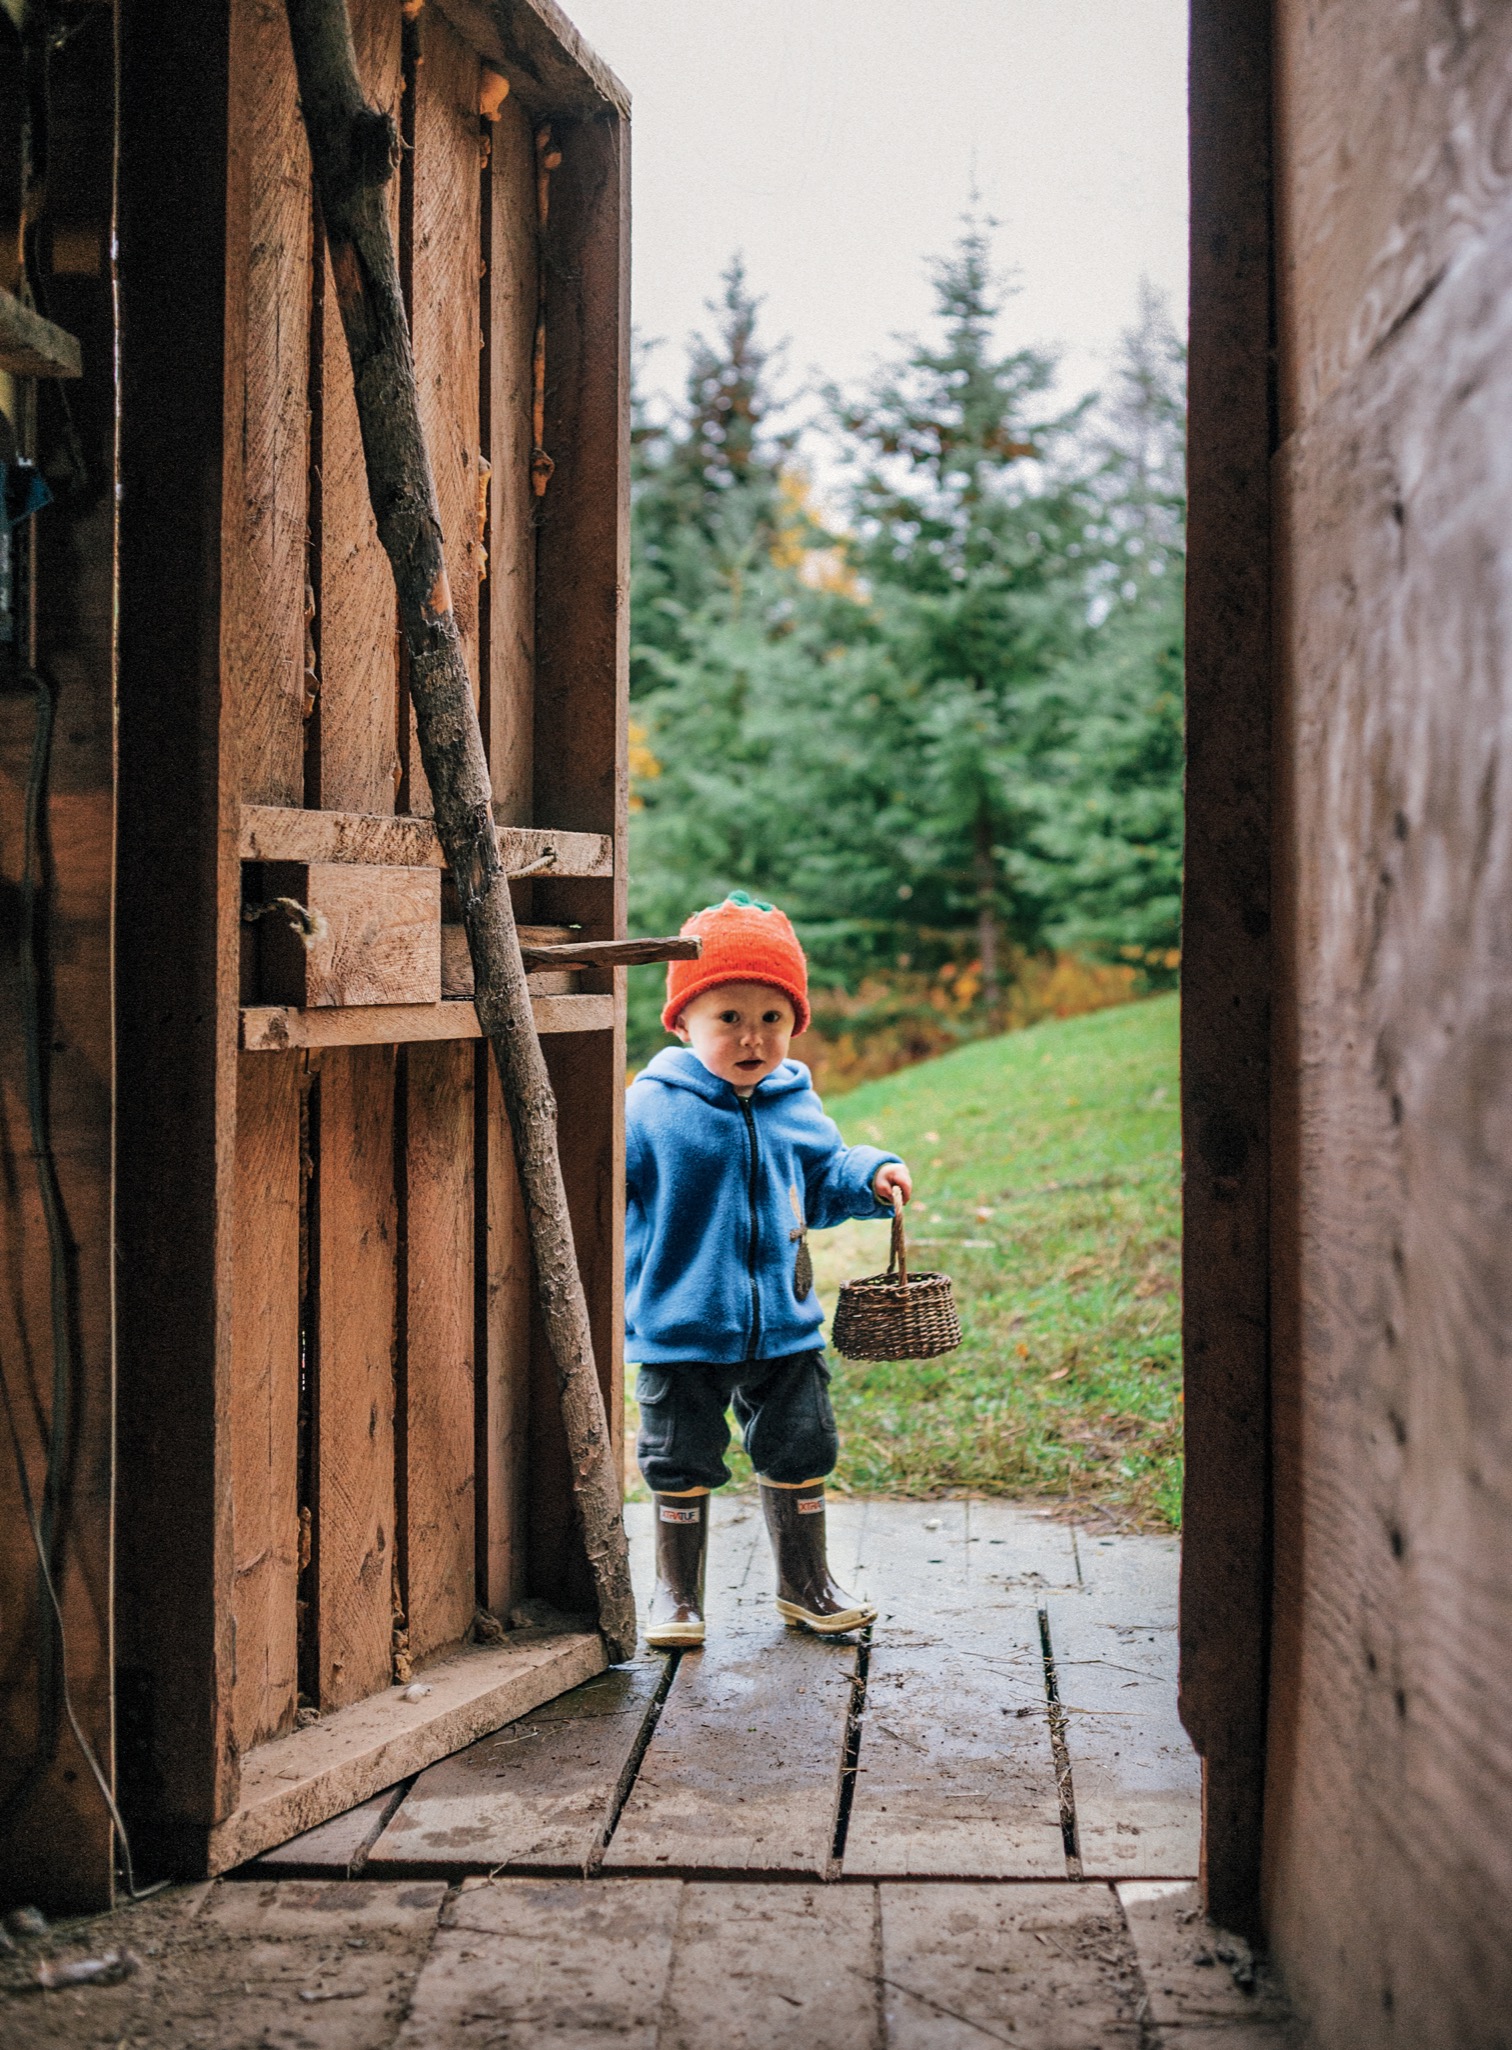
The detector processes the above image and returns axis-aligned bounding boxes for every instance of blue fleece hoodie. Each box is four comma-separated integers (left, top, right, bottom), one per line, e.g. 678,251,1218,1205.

625,1047,899,1365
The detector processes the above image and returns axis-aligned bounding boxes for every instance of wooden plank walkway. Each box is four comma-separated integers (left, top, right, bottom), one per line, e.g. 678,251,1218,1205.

843,1500,1075,1880
1,1510,1295,2046
1047,1533,1202,1880
602,1507,859,1877
0,1875,1294,2047
248,1496,1201,1886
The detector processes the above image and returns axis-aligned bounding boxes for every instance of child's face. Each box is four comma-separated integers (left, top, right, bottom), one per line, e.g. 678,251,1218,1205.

674,982,797,1091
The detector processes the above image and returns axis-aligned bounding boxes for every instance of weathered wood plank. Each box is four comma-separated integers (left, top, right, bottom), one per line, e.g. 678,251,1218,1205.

0,1880,444,2048
1118,1883,1296,2047
0,15,116,1903
852,1496,1081,1613
1266,196,1512,2048
431,0,629,116
239,801,612,876
231,1053,302,1754
397,1877,680,2050
366,1658,662,1873
402,10,483,818
659,1882,878,2050
413,7,484,685
1275,0,1512,436
0,653,116,1901
442,921,584,995
484,90,538,825
197,1879,446,2042
401,1040,477,1661
879,1881,1144,2048
207,1629,605,1870
242,991,614,1049
245,1782,408,1877
0,283,82,376
843,1624,1065,1880
528,1029,626,1604
225,0,309,808
1181,0,1274,1937
259,862,441,1007
604,1512,854,1876
314,0,403,813
1047,1590,1200,1879
478,1055,532,1615
531,105,629,937
314,1046,399,1712
447,933,689,985
843,1498,1070,1880
116,0,243,1859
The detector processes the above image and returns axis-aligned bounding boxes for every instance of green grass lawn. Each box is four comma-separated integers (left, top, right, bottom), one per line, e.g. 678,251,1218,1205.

625,993,1182,1529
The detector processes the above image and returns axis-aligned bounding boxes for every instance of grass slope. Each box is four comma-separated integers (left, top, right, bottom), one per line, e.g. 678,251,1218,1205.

624,993,1182,1529
817,992,1181,1526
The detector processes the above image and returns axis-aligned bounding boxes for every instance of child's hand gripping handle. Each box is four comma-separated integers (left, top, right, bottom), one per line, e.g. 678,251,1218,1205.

886,1185,908,1287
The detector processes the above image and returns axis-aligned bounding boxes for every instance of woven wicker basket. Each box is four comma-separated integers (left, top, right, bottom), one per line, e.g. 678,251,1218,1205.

831,1191,961,1362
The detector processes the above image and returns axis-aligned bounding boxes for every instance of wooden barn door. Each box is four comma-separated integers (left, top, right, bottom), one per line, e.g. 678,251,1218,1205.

115,0,628,1876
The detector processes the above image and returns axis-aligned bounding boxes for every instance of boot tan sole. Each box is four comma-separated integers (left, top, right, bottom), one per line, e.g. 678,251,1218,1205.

776,1598,877,1636
645,1620,705,1648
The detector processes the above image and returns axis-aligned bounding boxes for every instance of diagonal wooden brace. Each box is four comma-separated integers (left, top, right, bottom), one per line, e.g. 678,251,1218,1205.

283,0,636,1663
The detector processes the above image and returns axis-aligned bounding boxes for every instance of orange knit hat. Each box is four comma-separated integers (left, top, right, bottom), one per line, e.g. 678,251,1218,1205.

662,892,811,1034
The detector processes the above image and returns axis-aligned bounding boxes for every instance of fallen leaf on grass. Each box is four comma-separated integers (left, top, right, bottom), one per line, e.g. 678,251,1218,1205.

1046,1366,1071,1382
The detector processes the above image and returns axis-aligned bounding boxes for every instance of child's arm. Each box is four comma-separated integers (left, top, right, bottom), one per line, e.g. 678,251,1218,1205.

799,1099,905,1228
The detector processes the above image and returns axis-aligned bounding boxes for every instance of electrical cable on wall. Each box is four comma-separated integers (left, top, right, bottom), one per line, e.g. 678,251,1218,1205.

0,661,162,1900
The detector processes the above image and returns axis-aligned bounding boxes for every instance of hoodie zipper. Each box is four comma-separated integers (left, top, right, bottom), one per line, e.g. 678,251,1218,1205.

738,1095,762,1360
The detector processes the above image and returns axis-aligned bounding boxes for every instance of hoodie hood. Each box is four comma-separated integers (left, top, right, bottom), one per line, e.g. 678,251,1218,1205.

636,1046,814,1104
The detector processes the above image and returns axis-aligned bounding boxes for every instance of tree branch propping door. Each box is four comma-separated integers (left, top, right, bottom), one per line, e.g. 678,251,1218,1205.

281,0,649,1660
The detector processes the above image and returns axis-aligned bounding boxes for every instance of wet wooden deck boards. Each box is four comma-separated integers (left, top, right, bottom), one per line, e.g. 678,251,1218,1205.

1048,1531,1202,1879
251,1496,1201,1885
843,1499,1074,1880
3,1512,1292,2048
602,1507,860,1877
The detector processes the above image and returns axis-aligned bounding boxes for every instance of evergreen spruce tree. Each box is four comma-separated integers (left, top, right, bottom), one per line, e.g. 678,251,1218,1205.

833,219,1093,1007
630,257,791,697
624,238,1188,1063
627,258,831,1052
1028,285,1186,976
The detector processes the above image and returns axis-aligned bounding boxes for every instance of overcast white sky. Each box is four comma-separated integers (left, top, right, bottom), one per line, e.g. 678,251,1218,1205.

564,0,1189,454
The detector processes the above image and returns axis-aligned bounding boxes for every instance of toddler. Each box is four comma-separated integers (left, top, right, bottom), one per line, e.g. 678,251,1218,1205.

625,892,912,1647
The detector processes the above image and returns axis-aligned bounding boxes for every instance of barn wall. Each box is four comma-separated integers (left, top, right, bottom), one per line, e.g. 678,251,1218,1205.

111,0,630,1879
1264,4,1512,2042
0,9,118,1912
1180,0,1274,1939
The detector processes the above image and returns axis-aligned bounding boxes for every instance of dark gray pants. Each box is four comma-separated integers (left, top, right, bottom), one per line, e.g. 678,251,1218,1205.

634,1350,839,1493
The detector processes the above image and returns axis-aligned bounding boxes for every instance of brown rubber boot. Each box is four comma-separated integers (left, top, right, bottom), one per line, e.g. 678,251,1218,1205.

760,1481,877,1635
646,1493,709,1648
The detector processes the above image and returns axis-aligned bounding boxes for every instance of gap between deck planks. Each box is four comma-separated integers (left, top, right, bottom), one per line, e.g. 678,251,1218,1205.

1046,1531,1201,1880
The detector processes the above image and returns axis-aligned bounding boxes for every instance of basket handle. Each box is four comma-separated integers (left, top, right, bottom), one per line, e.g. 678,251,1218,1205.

886,1187,908,1285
